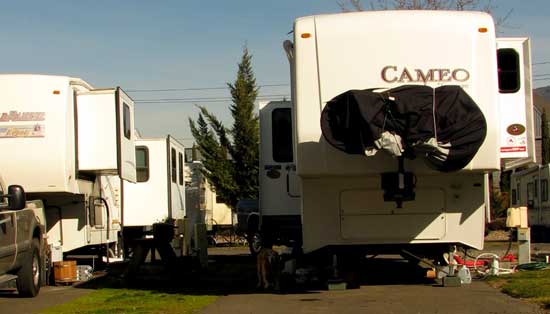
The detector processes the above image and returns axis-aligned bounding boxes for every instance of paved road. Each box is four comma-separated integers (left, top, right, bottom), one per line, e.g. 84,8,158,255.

201,243,550,314
0,286,91,314
202,281,546,314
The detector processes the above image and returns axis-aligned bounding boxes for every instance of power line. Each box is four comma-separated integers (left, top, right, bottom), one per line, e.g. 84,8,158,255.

135,94,289,102
127,83,289,93
534,73,550,77
135,95,290,104
534,61,550,65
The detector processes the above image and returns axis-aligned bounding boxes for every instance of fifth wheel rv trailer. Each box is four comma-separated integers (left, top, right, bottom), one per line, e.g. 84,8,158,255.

0,74,136,266
260,11,535,261
122,136,201,256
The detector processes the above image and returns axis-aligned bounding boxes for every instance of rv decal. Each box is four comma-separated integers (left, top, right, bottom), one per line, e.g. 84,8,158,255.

0,111,45,122
381,66,470,83
507,124,526,136
0,124,45,138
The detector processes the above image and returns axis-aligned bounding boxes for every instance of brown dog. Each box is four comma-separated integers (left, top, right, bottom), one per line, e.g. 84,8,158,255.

256,246,281,290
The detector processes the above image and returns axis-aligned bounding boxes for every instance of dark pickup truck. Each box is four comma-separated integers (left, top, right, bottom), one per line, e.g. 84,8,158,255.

0,180,46,297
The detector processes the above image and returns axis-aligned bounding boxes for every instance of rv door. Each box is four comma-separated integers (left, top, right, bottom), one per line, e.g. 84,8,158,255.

259,101,301,217
498,38,536,169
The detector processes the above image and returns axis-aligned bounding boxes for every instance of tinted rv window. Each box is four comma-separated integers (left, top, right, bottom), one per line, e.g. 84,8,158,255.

136,146,149,182
123,103,131,139
272,108,293,163
542,179,548,202
512,189,517,205
171,148,177,183
178,152,184,186
497,49,520,93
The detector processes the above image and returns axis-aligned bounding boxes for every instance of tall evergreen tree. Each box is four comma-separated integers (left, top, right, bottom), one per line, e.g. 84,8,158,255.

228,48,260,200
189,47,259,208
542,108,550,164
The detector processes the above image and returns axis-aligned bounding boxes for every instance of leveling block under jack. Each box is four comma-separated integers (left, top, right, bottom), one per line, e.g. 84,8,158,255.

327,254,347,291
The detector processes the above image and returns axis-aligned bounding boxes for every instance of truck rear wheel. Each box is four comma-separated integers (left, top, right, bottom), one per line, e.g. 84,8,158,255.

16,239,41,297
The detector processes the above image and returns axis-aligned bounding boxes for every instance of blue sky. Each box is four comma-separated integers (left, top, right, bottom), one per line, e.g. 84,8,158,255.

1,1,549,142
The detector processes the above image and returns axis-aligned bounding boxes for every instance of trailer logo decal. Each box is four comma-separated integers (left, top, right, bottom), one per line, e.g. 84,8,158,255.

381,66,470,83
506,124,525,136
0,111,45,122
0,124,45,138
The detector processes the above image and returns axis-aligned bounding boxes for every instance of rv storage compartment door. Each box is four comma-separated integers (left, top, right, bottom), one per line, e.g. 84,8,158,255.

498,38,535,169
77,88,137,182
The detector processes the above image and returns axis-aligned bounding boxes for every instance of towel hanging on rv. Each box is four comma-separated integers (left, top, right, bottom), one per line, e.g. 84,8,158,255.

320,85,487,172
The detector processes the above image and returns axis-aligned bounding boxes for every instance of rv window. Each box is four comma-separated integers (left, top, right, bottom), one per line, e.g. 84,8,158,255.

123,103,131,140
517,183,521,202
136,146,149,182
542,180,548,202
178,152,184,186
512,189,517,205
0,185,6,207
497,49,520,93
535,179,539,198
272,108,293,163
527,182,534,202
185,148,193,162
171,148,177,183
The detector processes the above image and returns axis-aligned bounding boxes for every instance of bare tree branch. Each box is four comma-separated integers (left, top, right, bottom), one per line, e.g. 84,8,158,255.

338,0,511,27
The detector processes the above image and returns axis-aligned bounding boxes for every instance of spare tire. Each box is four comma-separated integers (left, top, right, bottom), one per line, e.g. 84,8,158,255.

321,85,486,172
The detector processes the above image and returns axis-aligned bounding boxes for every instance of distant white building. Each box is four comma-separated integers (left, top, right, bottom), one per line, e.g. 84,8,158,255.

184,148,235,233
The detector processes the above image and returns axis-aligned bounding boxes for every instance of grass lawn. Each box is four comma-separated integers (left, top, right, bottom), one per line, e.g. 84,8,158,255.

41,288,217,314
487,269,550,309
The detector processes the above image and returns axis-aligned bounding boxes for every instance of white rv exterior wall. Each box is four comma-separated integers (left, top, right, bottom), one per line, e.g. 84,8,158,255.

123,136,186,227
77,91,119,172
0,75,81,193
124,139,169,226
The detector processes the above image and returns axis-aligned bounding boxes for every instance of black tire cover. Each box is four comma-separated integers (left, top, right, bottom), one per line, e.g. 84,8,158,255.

320,85,487,172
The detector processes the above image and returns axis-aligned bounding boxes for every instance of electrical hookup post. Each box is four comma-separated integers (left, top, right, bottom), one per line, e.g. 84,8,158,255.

506,207,531,264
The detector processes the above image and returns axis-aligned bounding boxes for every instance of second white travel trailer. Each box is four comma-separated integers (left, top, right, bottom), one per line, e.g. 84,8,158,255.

122,136,201,256
0,74,136,264
259,10,535,261
510,164,550,241
184,158,235,242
